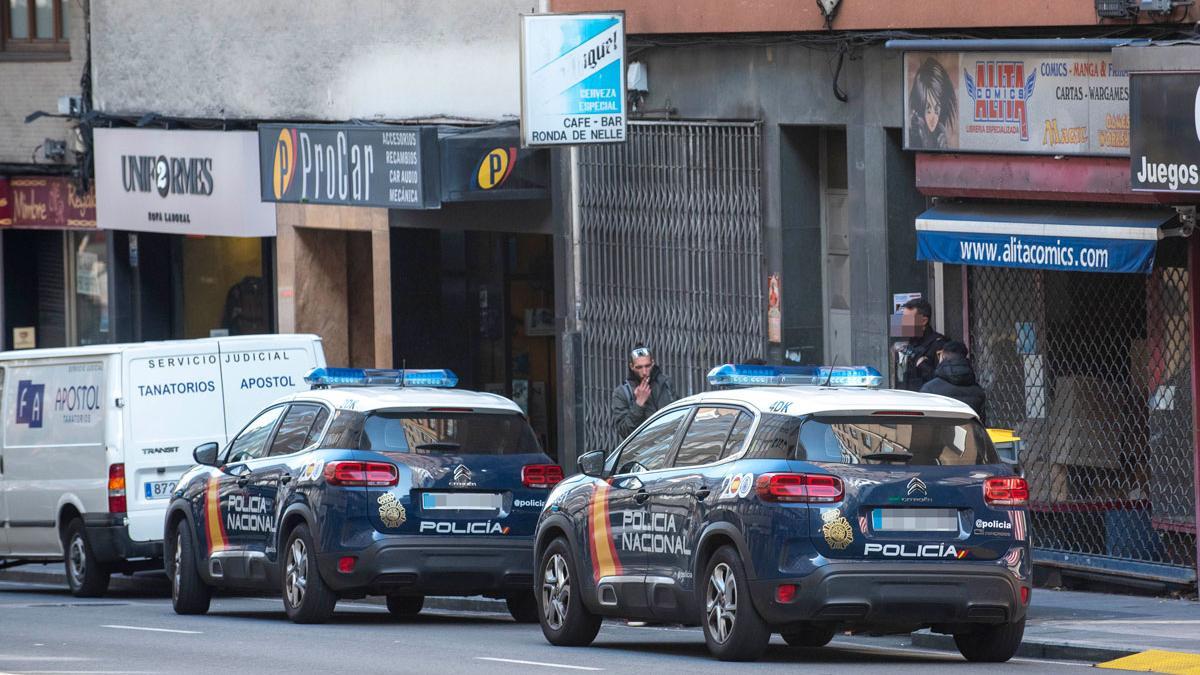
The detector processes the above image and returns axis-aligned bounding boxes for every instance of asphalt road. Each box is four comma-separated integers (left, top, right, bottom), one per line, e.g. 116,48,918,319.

0,580,1091,674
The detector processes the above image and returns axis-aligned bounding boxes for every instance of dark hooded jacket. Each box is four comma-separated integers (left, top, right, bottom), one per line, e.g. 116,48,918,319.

900,327,948,392
611,365,677,440
921,355,986,420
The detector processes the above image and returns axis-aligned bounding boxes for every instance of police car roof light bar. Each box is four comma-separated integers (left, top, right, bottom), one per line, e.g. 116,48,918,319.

304,367,459,389
706,364,883,388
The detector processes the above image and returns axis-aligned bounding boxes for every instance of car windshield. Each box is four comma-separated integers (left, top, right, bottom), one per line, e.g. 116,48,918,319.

358,410,541,455
797,415,999,465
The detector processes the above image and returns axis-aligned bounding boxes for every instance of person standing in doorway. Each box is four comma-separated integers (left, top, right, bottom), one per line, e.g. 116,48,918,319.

920,340,986,420
612,344,677,439
897,297,948,391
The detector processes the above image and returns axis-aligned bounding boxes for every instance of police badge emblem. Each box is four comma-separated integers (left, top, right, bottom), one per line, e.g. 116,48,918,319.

820,508,854,550
377,493,406,528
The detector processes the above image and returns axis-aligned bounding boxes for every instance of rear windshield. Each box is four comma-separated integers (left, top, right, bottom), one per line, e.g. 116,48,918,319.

358,411,541,456
750,413,998,466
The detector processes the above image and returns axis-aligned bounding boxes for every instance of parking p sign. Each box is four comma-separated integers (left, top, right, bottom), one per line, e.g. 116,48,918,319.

520,12,626,147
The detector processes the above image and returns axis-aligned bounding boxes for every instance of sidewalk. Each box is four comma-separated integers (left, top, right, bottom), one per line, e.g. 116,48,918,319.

3,563,1196,664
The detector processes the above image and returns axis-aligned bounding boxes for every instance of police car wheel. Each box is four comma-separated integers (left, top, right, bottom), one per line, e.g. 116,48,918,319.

953,619,1025,663
537,538,601,646
780,623,837,648
701,546,770,662
282,525,337,623
170,522,211,615
506,592,540,623
63,519,110,598
385,595,424,619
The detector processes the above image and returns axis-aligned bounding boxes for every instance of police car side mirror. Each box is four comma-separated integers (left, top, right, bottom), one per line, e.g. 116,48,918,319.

578,450,604,477
193,442,220,467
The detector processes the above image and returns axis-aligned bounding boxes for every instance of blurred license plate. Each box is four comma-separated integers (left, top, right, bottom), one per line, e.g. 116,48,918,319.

144,480,176,500
422,492,502,511
872,508,959,532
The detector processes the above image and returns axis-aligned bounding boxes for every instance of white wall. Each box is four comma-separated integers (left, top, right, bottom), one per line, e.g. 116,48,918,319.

92,0,528,122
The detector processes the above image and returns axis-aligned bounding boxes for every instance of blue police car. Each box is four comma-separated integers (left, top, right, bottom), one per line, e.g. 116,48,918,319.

164,368,562,623
533,364,1031,662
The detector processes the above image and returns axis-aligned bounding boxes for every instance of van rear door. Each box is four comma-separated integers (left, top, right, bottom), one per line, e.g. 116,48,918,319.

216,336,325,438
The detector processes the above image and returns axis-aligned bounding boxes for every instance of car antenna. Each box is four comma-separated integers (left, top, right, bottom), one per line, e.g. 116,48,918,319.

822,365,836,388
400,359,407,388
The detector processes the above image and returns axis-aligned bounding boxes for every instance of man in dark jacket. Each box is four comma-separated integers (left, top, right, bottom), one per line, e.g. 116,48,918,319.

612,344,677,439
920,340,986,419
897,297,948,391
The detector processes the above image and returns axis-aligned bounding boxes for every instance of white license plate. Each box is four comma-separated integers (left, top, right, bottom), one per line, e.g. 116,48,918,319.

422,492,502,511
872,508,959,532
144,480,177,500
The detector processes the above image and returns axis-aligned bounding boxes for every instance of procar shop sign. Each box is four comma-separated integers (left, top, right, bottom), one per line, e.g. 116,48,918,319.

903,51,1129,156
258,124,440,209
520,12,626,147
1129,73,1200,193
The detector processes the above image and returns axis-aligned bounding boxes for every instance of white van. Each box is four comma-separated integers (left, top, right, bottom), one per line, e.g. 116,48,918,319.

0,334,325,596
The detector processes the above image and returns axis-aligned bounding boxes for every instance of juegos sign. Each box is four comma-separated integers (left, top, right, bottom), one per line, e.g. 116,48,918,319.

1129,72,1200,193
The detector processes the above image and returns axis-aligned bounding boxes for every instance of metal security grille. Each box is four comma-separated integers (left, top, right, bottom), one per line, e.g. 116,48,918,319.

969,260,1196,579
577,121,764,452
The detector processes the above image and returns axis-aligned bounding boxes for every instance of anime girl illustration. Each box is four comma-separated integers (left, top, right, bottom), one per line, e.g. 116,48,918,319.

907,56,958,150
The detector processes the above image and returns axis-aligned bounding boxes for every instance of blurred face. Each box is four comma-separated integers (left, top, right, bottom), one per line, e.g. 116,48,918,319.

924,90,941,132
630,356,654,380
901,307,928,337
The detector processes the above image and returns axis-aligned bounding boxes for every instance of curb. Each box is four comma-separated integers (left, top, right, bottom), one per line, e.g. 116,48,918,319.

0,568,510,614
910,630,1138,663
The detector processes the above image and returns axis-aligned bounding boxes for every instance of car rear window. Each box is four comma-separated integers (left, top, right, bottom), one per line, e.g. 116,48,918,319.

358,411,541,455
745,413,999,465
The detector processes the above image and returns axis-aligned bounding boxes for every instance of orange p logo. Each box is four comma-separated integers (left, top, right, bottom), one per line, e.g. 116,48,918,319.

476,147,516,190
272,128,297,200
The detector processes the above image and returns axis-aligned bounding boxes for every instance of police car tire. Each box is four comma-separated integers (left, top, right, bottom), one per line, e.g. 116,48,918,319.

538,538,601,646
282,525,337,624
506,592,540,624
953,618,1026,663
780,624,836,648
386,595,424,618
64,519,110,598
701,546,770,662
171,522,211,615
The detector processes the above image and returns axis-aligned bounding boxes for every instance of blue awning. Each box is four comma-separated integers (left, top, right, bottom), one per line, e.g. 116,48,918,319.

916,203,1178,274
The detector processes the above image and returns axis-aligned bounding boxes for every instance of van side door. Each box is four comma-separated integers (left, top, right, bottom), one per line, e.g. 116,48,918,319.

216,337,323,441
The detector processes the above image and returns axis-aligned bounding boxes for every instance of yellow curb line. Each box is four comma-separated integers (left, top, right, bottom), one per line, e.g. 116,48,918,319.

1097,650,1200,674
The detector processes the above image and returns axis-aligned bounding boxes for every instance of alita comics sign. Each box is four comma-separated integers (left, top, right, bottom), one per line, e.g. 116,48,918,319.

903,51,1130,156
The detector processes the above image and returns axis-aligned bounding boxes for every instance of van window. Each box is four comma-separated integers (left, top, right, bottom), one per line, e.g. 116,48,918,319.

359,411,541,455
269,404,325,457
225,405,286,463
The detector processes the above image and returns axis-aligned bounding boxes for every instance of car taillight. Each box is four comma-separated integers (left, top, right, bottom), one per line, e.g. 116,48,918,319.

522,464,564,489
108,463,126,514
984,476,1029,507
755,473,843,503
323,461,399,487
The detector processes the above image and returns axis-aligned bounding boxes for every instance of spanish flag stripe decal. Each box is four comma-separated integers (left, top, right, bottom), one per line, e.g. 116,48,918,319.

587,482,622,583
205,477,228,554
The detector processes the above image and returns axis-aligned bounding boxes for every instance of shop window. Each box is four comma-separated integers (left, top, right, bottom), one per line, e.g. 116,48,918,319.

2,0,69,58
181,236,269,338
71,230,110,346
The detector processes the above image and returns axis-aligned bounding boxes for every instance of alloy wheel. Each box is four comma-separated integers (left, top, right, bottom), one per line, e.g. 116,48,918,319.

68,535,87,588
542,553,571,630
706,562,737,644
285,538,308,608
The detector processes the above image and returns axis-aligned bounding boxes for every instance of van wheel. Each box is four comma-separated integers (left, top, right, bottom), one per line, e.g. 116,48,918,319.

170,521,211,615
954,619,1025,662
537,538,601,646
64,519,110,598
507,591,540,623
701,546,770,662
781,623,837,648
282,524,337,623
386,595,424,619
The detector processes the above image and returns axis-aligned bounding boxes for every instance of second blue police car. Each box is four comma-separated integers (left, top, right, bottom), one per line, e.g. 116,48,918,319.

533,364,1031,662
164,368,562,623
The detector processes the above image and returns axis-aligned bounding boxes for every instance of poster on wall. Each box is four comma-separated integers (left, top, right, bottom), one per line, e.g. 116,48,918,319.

903,51,1130,156
1129,72,1200,193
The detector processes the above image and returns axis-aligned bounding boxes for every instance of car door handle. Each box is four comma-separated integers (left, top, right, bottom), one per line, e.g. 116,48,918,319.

279,474,292,485
693,488,711,501
236,476,250,487
634,490,650,504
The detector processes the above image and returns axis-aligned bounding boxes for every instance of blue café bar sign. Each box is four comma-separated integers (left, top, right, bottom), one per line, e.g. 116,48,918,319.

916,202,1177,274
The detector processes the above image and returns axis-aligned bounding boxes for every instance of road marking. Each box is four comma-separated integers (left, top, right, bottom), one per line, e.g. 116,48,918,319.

101,624,202,635
476,657,602,671
1098,650,1200,674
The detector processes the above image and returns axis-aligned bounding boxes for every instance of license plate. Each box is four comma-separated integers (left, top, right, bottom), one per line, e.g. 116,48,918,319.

422,492,502,511
144,480,177,500
872,508,959,532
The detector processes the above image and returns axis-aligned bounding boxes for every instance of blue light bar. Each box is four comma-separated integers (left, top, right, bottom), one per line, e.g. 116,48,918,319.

706,364,883,388
304,367,459,388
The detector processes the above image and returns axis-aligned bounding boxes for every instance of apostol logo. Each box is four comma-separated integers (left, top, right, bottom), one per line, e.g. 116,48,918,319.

476,147,516,190
272,128,298,199
907,477,927,497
